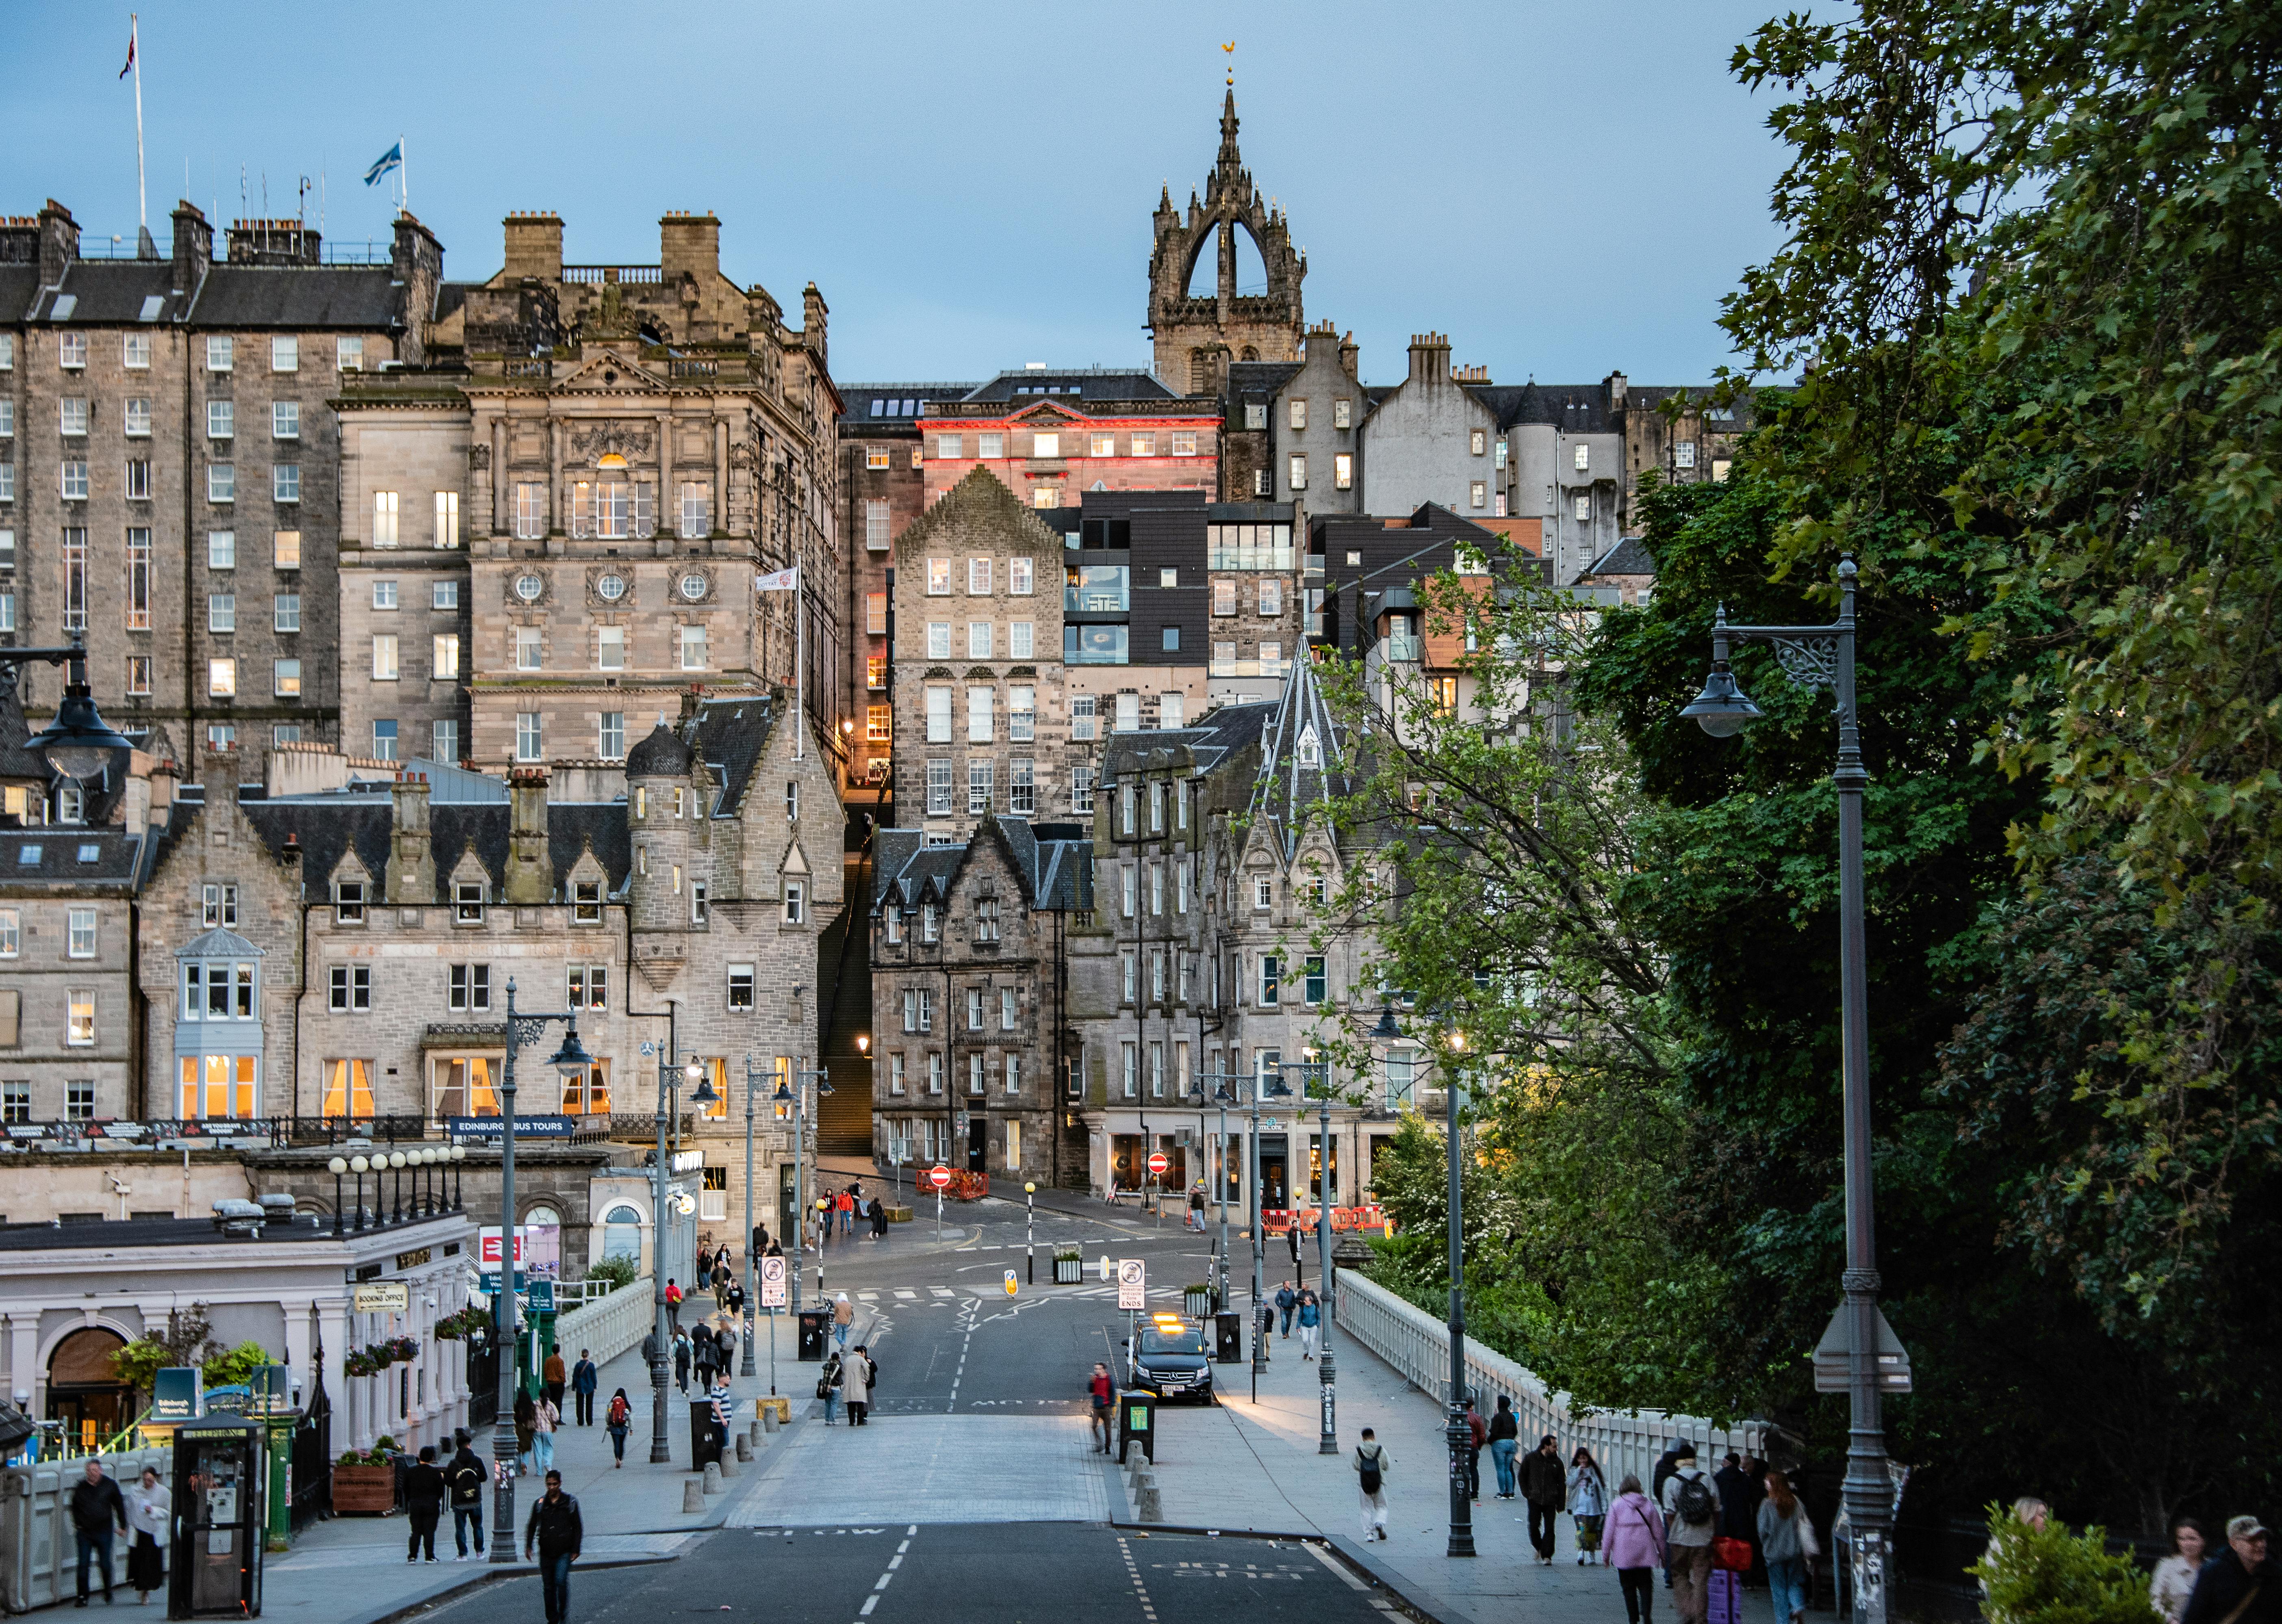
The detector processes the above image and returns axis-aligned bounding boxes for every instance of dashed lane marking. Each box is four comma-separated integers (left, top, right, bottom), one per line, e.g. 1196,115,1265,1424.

1116,1533,1160,1624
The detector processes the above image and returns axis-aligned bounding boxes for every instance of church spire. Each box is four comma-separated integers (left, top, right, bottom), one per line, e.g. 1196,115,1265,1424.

1219,87,1241,167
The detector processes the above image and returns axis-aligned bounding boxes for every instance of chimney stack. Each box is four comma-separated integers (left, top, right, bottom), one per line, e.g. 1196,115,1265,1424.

387,772,435,902
1407,332,1451,387
505,766,551,905
37,199,77,289
169,202,211,292
801,282,829,371
659,210,720,284
502,212,562,282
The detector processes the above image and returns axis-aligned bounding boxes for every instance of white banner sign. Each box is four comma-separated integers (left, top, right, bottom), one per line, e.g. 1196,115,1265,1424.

759,1254,788,1308
1117,1259,1147,1311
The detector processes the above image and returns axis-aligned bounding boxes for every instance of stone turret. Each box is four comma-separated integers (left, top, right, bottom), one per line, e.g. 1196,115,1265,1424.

625,718,695,988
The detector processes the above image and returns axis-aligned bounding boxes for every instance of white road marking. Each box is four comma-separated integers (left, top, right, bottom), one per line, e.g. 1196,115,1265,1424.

894,1289,918,1300
1305,1542,1368,1590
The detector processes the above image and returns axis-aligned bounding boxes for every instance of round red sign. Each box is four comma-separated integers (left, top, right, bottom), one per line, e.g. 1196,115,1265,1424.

1147,1151,1170,1176
928,1164,952,1189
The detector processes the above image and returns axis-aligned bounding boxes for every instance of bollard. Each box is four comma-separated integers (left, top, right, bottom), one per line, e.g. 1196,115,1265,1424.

735,1433,753,1462
761,1405,779,1435
682,1477,705,1513
703,1460,723,1495
747,1419,762,1448
1136,1480,1164,1523
720,1451,740,1477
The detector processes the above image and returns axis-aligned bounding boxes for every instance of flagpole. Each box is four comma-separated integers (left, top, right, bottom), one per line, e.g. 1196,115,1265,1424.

400,133,408,215
130,15,146,238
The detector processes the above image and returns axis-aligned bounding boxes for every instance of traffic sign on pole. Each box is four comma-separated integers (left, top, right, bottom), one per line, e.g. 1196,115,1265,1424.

1147,1151,1170,1177
759,1255,788,1308
1117,1258,1147,1310
928,1164,952,1190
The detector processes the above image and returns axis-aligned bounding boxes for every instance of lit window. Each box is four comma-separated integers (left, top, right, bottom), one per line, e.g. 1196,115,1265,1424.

729,964,755,1008
1574,442,1590,471
372,635,399,680
373,490,400,546
208,658,236,696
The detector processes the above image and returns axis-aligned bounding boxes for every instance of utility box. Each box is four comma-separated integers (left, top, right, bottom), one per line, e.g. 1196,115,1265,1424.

688,1400,724,1469
796,1309,829,1362
1213,1312,1243,1364
169,1420,265,1619
1117,1389,1156,1465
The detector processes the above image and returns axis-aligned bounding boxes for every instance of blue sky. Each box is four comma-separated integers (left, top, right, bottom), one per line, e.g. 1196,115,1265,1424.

4,0,1796,388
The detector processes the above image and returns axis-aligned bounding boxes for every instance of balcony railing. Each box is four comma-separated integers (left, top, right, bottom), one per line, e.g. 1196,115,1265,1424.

1207,544,1295,572
1382,634,1423,662
562,265,663,285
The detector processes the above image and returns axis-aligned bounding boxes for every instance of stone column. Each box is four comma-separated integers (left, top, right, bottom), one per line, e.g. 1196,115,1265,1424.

659,411,674,543
283,1303,315,1409
714,416,729,539
489,414,507,535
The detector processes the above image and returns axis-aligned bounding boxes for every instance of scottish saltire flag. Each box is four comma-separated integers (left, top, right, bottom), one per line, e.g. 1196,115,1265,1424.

362,142,401,187
755,567,799,591
119,25,135,78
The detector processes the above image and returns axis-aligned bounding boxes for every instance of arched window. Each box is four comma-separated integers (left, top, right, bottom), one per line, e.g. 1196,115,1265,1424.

602,1205,644,1260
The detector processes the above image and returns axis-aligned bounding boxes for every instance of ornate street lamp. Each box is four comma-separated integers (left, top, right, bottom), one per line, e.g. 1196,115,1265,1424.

1681,557,1899,1623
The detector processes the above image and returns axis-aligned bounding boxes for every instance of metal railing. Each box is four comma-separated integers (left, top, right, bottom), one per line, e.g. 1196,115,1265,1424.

0,1446,174,1613
1335,1271,1764,1494
555,1273,653,1366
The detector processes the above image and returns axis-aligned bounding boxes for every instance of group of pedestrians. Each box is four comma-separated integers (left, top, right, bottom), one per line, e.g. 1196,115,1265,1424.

1269,1281,1324,1358
670,1319,740,1394
816,1343,879,1425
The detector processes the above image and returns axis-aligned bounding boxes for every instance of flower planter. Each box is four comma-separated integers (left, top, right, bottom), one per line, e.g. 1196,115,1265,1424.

1053,1256,1083,1285
1183,1290,1215,1319
331,1463,397,1515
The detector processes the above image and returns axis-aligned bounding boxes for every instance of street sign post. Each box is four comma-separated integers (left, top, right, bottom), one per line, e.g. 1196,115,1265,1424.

1147,1151,1170,1231
1117,1258,1147,1311
759,1255,787,1395
929,1163,951,1243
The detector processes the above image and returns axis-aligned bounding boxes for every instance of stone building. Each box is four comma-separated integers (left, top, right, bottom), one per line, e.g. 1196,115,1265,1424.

0,199,440,780
919,369,1220,511
128,692,844,1255
867,816,1090,1183
1219,324,1367,514
324,208,845,776
889,468,1077,843
1147,91,1307,394
1351,335,1507,525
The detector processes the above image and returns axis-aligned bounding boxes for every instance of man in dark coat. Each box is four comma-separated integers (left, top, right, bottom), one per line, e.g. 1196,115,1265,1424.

570,1349,599,1426
523,1471,584,1624
445,1428,487,1559
1519,1434,1568,1564
2184,1517,2281,1624
404,1445,446,1562
69,1459,128,1606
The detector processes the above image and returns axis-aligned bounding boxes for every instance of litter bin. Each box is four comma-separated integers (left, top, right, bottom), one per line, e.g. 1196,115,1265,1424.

797,1308,830,1362
1213,1312,1243,1364
1117,1388,1157,1465
688,1399,725,1468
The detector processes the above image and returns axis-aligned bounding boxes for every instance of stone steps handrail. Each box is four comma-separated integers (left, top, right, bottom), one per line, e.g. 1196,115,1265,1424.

556,1273,655,1365
1335,1271,1765,1493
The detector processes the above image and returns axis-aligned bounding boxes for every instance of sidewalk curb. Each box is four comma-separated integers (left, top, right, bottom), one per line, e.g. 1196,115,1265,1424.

1099,1523,1480,1624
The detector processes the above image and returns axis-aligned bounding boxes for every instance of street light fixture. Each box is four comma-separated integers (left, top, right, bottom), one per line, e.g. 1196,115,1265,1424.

1681,557,1897,1623
1,635,138,783
488,979,590,1566
327,1157,348,1236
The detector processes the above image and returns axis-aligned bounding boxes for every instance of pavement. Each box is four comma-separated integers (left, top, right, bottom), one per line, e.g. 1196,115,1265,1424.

173,1175,1818,1624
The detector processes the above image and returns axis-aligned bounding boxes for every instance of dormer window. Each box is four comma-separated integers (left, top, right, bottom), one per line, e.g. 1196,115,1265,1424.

883,908,902,945
1296,727,1323,768
454,881,486,924
334,880,367,924
783,881,805,925
573,879,603,925
56,784,84,824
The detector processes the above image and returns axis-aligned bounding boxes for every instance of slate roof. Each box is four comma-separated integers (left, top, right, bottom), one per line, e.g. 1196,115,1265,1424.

626,721,694,778
1585,535,1655,577
1099,702,1271,784
1226,360,1302,410
186,265,406,330
0,267,37,321
238,796,635,899
0,1214,340,1250
0,826,155,887
28,261,184,324
871,817,1093,913
1247,655,1350,859
841,384,977,426
959,369,1177,404
691,694,782,815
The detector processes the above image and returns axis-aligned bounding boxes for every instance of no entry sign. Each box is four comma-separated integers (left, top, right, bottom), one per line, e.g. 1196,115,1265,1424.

928,1164,952,1190
1146,1151,1170,1177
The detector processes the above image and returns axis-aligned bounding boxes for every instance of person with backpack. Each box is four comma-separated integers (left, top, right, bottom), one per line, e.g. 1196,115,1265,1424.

665,1278,683,1333
672,1329,692,1393
1606,1473,1669,1624
604,1388,632,1467
1188,1182,1207,1232
691,1322,717,1388
1354,1429,1392,1541
818,1349,844,1424
445,1429,486,1558
1660,1442,1719,1622
1520,1433,1568,1562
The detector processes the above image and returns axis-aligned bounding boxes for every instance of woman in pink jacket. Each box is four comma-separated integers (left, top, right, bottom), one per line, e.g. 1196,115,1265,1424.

1603,1473,1668,1624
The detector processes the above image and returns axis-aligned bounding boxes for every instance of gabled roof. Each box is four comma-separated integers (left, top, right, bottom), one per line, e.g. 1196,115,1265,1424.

1099,702,1272,784
1248,655,1349,857
895,464,1064,557
184,265,404,330
1585,535,1655,577
692,694,781,816
871,817,1094,913
237,798,636,901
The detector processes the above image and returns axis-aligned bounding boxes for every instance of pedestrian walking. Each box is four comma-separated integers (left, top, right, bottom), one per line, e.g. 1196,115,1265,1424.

542,1347,568,1417
605,1390,631,1467
514,1387,537,1474
1188,1182,1206,1232
1757,1470,1816,1624
691,1322,717,1388
522,1471,582,1624
1521,1433,1567,1563
1652,1440,1689,1590
1606,1474,1668,1624
1570,1445,1610,1564
1464,1399,1488,1502
665,1278,683,1332
69,1457,127,1607
726,1281,746,1323
1087,1363,1116,1454
570,1349,599,1426
818,1349,844,1424
531,1391,559,1475
672,1330,692,1393
1275,1281,1297,1337
124,1467,168,1605
832,1291,855,1349
2151,1518,2209,1624
1715,1451,1762,1588
2182,1516,2278,1624
404,1445,445,1563
1296,1288,1321,1359
446,1429,486,1557
708,1374,733,1441
838,1187,856,1236
844,1344,875,1426
1488,1394,1521,1498
1660,1442,1718,1624
1354,1428,1392,1542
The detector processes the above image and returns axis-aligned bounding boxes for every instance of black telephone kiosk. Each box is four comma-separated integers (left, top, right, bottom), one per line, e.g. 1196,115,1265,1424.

169,1420,265,1619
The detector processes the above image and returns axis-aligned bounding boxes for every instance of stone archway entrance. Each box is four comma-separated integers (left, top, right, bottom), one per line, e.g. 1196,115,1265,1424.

47,1326,132,1452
